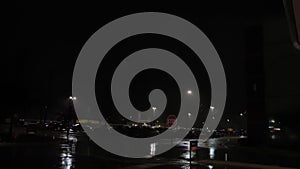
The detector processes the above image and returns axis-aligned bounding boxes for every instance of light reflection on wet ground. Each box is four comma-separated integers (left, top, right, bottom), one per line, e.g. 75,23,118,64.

0,132,298,169
58,134,78,169
60,142,76,169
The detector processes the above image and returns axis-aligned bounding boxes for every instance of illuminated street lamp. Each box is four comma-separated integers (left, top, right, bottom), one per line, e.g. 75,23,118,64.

69,96,77,101
270,119,275,123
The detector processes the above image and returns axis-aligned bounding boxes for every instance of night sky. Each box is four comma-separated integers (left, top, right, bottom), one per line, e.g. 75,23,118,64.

2,1,287,127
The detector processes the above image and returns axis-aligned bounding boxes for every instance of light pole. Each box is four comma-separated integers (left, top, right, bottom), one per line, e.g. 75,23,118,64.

67,96,76,140
151,107,157,126
186,90,193,129
210,106,215,120
152,106,157,117
187,112,192,129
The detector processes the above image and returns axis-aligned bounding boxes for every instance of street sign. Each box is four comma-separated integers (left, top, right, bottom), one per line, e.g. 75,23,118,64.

189,140,198,162
166,115,176,127
190,140,198,151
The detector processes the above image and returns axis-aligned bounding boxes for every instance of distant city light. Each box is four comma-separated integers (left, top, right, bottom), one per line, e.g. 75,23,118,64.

271,134,276,140
240,113,243,116
210,106,215,110
188,113,192,117
226,119,230,122
187,90,192,95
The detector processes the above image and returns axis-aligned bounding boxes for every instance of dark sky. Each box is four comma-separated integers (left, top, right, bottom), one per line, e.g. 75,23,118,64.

2,1,286,124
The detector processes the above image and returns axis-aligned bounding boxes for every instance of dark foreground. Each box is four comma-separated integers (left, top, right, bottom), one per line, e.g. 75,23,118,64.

0,131,299,169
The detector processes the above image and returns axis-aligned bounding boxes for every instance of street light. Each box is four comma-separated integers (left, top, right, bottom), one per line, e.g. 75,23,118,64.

69,96,76,101
270,119,275,123
187,90,192,95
